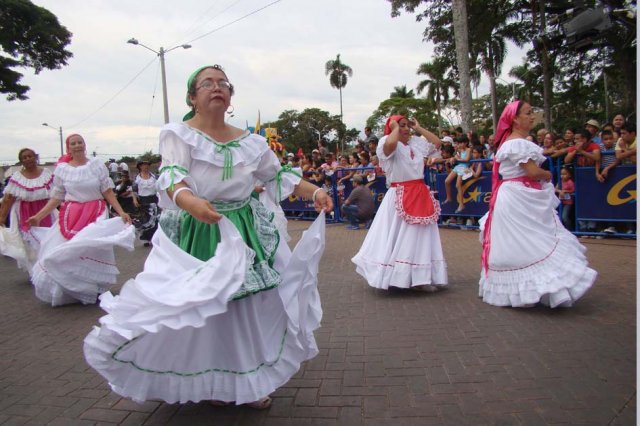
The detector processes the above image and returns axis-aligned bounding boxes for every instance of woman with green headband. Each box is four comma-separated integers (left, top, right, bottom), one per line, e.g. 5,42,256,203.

85,65,333,409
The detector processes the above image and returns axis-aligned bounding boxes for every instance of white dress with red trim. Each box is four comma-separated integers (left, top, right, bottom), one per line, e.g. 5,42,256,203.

83,123,325,405
352,135,448,289
30,158,135,306
0,168,56,272
478,138,596,307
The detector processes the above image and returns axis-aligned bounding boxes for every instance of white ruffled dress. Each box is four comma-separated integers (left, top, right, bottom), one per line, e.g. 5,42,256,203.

0,168,56,272
478,138,597,307
31,158,135,306
84,123,325,405
352,135,448,289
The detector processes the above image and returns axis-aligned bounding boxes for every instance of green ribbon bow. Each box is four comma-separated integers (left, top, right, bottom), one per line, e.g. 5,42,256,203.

275,164,302,202
159,165,189,191
214,141,241,180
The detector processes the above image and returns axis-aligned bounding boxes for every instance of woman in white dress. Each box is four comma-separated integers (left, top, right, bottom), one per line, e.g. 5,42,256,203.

84,65,333,409
0,148,56,272
27,134,135,306
352,115,448,291
133,160,159,246
479,100,596,307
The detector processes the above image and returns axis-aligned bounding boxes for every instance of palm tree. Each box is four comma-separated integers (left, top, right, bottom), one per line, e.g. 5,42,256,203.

416,58,456,134
390,85,415,99
325,54,353,125
473,1,526,134
451,0,473,132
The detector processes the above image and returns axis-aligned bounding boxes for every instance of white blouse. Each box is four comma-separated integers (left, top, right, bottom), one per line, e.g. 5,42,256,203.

157,123,300,208
50,157,114,202
135,174,158,197
496,138,546,180
4,168,53,202
376,135,436,183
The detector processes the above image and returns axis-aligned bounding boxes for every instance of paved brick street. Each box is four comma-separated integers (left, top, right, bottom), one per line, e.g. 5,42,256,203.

0,222,635,425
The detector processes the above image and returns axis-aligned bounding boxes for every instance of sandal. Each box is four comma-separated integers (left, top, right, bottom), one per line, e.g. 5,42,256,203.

246,397,272,410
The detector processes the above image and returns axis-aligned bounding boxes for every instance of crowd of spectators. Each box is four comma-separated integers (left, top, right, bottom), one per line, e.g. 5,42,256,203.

273,115,636,236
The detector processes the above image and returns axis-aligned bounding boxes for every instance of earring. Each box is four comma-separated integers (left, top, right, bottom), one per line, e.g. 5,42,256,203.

226,105,235,115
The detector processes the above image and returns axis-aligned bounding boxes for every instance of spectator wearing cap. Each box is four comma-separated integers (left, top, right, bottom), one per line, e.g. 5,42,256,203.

585,119,601,144
341,175,375,230
311,149,321,163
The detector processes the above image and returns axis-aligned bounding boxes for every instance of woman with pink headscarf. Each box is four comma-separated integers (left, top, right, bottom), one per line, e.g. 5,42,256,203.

352,115,448,291
478,101,596,307
27,134,135,306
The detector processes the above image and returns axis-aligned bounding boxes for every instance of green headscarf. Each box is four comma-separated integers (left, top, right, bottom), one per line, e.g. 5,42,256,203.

183,65,230,121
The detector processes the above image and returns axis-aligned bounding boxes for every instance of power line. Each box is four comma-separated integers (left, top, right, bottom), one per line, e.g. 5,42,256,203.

183,0,245,40
67,57,158,129
182,0,283,45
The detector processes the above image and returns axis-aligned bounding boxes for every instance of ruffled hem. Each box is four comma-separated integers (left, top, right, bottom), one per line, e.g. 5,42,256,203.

83,214,326,404
31,217,135,306
160,123,268,169
4,169,53,201
84,323,317,404
478,226,596,308
353,255,448,290
496,138,545,165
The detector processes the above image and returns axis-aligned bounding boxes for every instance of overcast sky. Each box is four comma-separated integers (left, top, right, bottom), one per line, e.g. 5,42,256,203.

0,0,528,165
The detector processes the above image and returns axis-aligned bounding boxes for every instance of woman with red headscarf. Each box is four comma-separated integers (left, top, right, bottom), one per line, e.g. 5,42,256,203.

478,101,596,307
27,134,135,306
352,115,448,291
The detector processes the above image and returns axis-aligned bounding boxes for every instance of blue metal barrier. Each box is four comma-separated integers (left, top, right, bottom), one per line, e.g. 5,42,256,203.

280,154,636,238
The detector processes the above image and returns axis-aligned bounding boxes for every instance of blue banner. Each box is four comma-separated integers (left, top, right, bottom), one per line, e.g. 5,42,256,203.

434,171,492,216
574,165,636,220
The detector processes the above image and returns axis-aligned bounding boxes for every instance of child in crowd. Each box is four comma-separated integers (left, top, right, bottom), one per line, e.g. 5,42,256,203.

596,129,619,183
444,136,471,213
555,167,575,231
470,146,485,179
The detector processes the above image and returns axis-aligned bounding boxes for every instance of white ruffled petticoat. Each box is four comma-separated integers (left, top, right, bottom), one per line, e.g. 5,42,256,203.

83,213,325,404
31,214,135,306
352,187,448,290
0,204,51,273
478,181,596,307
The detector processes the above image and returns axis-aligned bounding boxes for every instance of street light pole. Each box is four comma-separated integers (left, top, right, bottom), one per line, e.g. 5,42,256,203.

42,123,63,156
127,38,191,124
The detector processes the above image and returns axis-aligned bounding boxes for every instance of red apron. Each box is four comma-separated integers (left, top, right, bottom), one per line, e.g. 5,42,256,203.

390,179,440,225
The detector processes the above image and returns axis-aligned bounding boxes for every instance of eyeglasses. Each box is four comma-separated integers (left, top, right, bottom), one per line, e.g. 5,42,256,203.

197,79,233,91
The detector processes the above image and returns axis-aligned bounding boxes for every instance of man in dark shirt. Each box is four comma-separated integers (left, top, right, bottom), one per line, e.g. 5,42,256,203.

342,175,375,230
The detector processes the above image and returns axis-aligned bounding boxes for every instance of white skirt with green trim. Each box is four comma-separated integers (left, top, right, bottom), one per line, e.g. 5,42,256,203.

83,213,326,404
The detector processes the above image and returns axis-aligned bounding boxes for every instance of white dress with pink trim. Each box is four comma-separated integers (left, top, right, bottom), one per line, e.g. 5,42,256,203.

30,158,135,306
352,135,448,290
478,138,596,307
0,168,57,272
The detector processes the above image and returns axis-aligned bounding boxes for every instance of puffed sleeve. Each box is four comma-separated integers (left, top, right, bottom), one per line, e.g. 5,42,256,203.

49,165,66,200
411,136,437,158
97,161,114,193
376,136,395,160
157,128,198,208
496,139,545,165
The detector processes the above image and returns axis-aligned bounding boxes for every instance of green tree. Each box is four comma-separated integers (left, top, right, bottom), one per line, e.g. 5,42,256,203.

271,108,346,155
416,58,456,134
390,85,415,98
0,0,73,100
365,97,439,134
324,54,353,124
